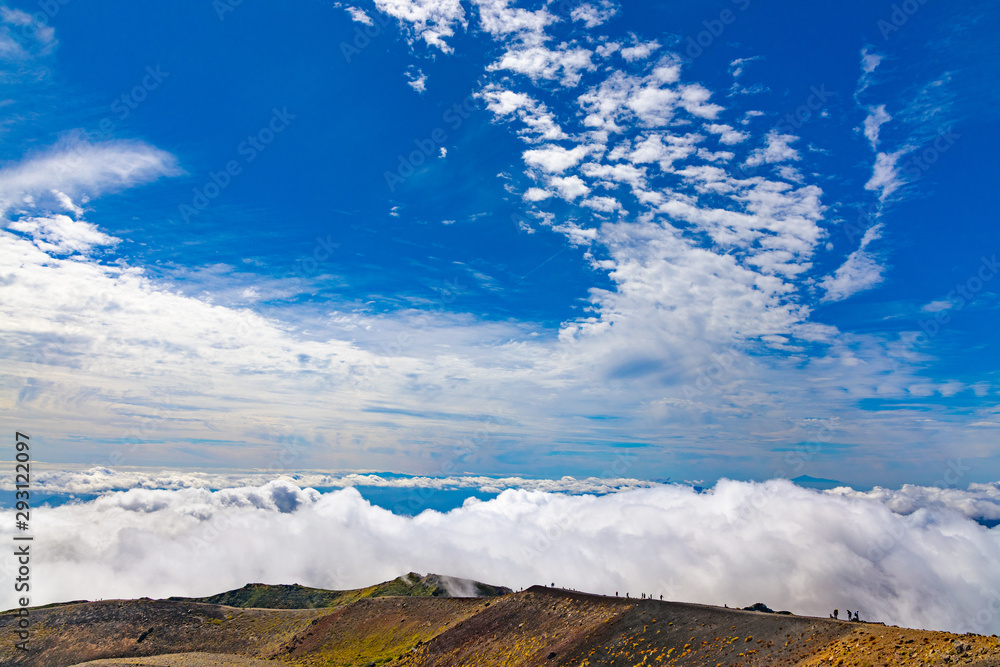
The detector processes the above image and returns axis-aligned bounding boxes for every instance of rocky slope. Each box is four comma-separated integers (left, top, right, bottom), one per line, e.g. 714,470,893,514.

1,580,997,666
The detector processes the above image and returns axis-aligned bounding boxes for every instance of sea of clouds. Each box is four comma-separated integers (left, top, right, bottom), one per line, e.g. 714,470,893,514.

2,472,999,635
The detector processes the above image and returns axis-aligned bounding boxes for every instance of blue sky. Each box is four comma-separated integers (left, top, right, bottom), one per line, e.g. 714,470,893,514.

0,0,998,486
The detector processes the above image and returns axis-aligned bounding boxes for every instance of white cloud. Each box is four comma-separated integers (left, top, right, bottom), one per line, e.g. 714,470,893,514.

7,213,118,255
696,148,734,162
523,187,552,201
856,47,883,99
479,85,568,143
522,144,596,173
0,6,55,60
547,174,590,200
579,161,646,190
705,123,748,145
582,195,621,213
488,44,596,87
861,48,883,75
865,149,907,201
5,0,988,502
0,136,181,214
471,0,554,40
745,130,800,167
405,67,427,93
570,2,618,29
678,84,722,119
577,63,688,131
628,133,701,171
922,300,953,313
595,41,620,58
373,0,466,52
830,482,1000,522
728,56,760,80
14,466,665,496
5,479,999,635
620,39,659,62
344,6,375,25
821,223,885,302
862,104,892,149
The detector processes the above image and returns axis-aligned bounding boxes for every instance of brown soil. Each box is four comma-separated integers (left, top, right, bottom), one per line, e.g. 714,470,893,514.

2,585,998,667
274,596,491,666
71,653,280,666
0,598,323,666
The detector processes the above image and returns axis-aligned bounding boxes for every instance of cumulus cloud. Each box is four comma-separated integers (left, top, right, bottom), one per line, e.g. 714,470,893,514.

3,479,998,635
17,466,661,496
705,123,749,145
372,0,466,52
570,2,618,29
522,144,596,173
488,44,596,87
745,130,800,167
830,482,1000,523
620,39,659,62
7,213,118,255
478,85,568,143
404,66,427,93
547,174,590,200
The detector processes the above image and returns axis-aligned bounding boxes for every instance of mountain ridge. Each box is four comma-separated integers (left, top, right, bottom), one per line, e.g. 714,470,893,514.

1,576,998,666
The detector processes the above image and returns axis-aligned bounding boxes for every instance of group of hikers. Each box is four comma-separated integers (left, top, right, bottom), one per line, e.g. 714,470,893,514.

831,608,861,622
547,585,861,622
614,592,664,600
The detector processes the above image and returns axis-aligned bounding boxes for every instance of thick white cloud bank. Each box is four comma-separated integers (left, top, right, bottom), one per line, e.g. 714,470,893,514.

3,478,998,635
17,465,661,496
